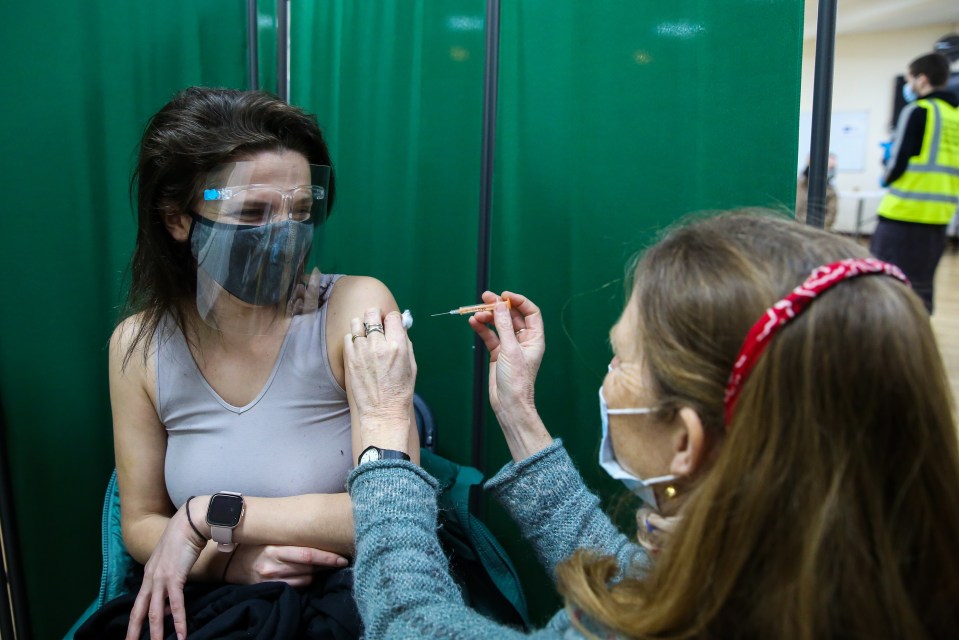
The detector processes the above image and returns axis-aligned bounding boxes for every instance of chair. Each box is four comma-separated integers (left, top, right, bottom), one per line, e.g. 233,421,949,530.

413,392,436,451
63,469,133,638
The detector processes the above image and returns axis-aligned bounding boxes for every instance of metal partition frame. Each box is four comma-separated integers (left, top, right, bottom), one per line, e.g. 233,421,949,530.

806,0,838,229
277,0,289,100
0,395,30,640
247,0,259,89
471,0,501,473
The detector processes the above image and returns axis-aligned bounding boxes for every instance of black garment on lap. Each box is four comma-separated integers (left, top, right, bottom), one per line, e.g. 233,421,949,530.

75,568,360,640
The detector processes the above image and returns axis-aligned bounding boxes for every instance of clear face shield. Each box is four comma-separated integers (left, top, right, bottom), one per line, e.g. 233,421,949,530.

188,157,331,335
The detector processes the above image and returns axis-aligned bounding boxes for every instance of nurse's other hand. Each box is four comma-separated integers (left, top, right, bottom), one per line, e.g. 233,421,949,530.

635,507,681,555
345,308,416,451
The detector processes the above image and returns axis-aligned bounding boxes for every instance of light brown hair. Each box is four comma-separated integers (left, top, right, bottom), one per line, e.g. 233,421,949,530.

557,211,959,638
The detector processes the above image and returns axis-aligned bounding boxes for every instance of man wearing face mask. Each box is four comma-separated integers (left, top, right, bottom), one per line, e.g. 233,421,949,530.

794,152,838,230
871,51,959,313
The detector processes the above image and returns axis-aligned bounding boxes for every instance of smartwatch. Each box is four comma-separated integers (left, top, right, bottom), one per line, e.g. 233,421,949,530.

206,491,245,552
357,445,411,466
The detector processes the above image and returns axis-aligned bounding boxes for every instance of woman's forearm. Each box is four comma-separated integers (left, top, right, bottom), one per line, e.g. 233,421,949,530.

126,492,355,578
495,405,554,462
187,492,355,556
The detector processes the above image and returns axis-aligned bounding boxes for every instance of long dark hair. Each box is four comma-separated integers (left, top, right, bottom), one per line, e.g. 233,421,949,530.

122,87,336,364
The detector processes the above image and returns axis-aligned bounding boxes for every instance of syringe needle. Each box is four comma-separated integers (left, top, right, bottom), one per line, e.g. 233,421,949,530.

430,299,510,317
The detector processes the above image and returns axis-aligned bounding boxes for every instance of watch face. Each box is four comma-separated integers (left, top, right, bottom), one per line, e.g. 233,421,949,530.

207,493,244,527
358,447,381,465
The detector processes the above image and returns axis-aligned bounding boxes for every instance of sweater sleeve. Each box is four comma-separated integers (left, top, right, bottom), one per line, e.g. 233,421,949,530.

484,440,651,580
348,460,583,640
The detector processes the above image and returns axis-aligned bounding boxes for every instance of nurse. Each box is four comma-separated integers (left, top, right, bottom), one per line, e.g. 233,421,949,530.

344,212,959,638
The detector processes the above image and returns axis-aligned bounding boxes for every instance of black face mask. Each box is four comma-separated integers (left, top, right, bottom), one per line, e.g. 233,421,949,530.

189,215,313,306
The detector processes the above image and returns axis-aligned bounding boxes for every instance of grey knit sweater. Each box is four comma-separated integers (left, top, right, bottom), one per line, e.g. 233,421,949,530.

347,440,650,639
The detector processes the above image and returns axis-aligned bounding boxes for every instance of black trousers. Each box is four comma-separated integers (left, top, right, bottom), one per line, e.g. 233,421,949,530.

76,569,361,640
870,216,946,313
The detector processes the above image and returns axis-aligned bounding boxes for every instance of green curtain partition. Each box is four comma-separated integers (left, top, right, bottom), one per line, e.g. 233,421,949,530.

0,0,802,634
292,0,487,465
485,0,804,620
0,3,248,636
293,0,803,623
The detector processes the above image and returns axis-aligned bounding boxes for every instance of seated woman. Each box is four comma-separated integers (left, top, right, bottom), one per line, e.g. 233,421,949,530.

344,212,959,638
101,87,418,640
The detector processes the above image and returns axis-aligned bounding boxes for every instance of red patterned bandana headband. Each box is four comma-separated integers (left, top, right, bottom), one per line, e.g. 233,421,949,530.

723,258,909,426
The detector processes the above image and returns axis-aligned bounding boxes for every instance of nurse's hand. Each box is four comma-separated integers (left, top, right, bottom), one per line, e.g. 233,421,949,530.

125,503,206,640
345,308,416,453
635,507,681,555
469,291,552,460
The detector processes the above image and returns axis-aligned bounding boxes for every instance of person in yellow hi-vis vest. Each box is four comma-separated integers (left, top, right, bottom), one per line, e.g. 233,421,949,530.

872,52,959,313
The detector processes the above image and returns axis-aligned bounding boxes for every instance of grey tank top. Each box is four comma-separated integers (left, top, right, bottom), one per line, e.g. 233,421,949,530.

157,273,352,507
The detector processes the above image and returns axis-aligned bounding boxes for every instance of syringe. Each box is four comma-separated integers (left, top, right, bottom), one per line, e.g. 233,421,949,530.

430,298,511,316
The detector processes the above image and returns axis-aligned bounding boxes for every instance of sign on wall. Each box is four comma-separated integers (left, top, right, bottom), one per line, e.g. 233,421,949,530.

798,110,869,173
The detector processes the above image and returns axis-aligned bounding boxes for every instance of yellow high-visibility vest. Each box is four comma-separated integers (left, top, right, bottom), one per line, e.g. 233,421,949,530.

878,97,959,225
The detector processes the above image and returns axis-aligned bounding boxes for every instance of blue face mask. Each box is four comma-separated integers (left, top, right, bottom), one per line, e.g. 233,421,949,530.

189,216,313,306
598,386,677,511
902,82,918,103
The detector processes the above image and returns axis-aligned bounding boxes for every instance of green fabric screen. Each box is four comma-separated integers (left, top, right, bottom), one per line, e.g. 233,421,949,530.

484,1,804,620
0,0,802,634
291,0,803,623
291,0,487,465
0,2,249,637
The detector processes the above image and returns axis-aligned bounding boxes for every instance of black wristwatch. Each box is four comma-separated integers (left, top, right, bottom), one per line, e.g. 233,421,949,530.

357,445,411,466
206,491,245,552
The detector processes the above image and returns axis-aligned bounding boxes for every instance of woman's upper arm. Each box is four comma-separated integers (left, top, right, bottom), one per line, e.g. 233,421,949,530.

109,317,173,560
326,276,420,464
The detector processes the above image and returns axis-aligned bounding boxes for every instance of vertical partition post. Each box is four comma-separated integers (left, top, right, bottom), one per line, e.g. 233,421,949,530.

807,0,838,229
277,0,289,100
246,0,259,90
472,0,501,474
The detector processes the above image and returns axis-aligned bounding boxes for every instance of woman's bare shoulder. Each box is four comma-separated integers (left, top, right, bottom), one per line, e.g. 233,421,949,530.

328,276,399,317
109,311,155,375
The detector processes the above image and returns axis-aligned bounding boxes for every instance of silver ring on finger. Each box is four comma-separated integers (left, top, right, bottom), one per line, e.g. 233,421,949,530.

364,322,385,335
515,328,526,335
351,334,364,343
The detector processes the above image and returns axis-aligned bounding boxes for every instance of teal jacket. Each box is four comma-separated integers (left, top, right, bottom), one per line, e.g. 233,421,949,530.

348,440,650,639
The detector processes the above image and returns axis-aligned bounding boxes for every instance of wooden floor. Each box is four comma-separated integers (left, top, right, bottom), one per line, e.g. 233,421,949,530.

932,248,959,404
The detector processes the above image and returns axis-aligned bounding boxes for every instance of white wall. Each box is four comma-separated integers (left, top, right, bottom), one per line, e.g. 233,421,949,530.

799,23,959,233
